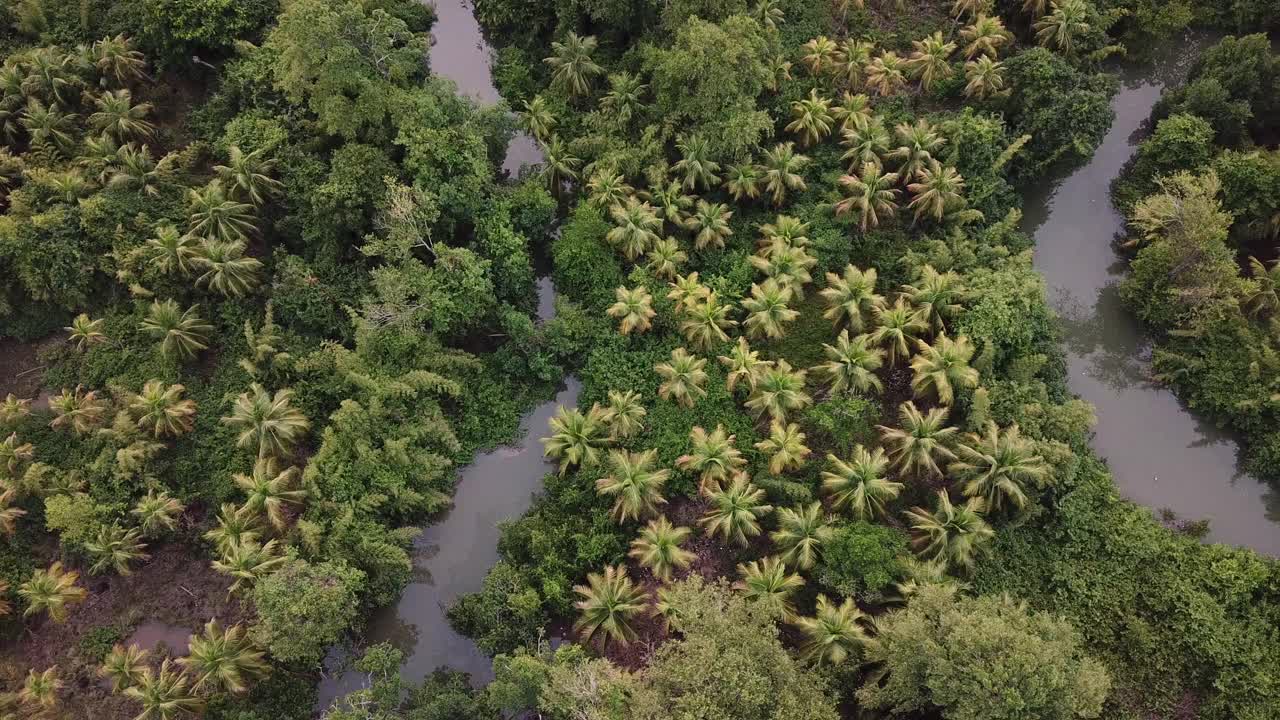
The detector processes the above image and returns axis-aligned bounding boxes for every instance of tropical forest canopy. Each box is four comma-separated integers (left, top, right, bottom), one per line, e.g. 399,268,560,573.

0,1,1276,720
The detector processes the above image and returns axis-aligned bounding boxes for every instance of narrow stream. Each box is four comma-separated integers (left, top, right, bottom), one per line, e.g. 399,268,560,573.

317,279,577,706
316,4,559,704
1024,32,1280,555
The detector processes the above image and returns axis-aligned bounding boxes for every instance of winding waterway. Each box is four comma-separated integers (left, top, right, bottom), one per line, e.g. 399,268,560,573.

316,4,561,705
1024,32,1280,555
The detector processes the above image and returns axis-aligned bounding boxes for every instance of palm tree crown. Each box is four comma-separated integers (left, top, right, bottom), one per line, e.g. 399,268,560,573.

904,491,994,572
795,594,870,665
771,502,833,570
544,33,605,97
542,404,610,475
910,334,980,406
19,562,87,622
878,401,959,478
179,619,270,694
677,425,746,494
573,565,648,648
700,474,773,546
607,285,657,335
596,449,670,523
822,446,903,521
950,422,1049,513
734,556,805,620
656,347,709,407
222,384,310,459
819,330,885,396
629,516,695,581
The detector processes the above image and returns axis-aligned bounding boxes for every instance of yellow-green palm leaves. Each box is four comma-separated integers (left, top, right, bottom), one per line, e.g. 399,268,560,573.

573,565,648,648
676,425,746,494
179,619,269,694
746,359,812,422
755,421,811,474
129,381,196,438
607,285,656,335
222,384,310,459
629,516,695,581
951,422,1049,513
19,562,87,622
878,402,958,478
65,313,107,351
595,449,670,523
743,279,799,340
542,404,610,475
700,474,773,546
656,348,709,407
771,502,833,570
904,491,994,572
819,330,885,395
734,556,804,620
795,594,870,665
910,334,979,406
821,265,884,332
234,457,307,530
822,447,902,521
544,32,604,97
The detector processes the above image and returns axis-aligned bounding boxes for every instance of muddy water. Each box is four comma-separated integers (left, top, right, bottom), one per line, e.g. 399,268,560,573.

126,621,191,655
429,0,541,174
1024,32,1280,555
316,278,577,706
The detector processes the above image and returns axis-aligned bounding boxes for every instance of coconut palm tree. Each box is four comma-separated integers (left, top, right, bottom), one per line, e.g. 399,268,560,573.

879,402,958,478
629,516,695,580
833,93,873,136
596,449,670,523
771,502,832,570
100,644,149,692
904,491,994,572
48,168,93,203
951,422,1049,513
902,269,963,334
129,381,196,438
786,89,835,147
179,619,269,694
756,421,811,474
747,360,812,422
677,425,747,494
907,162,966,222
573,565,647,648
542,404,610,475
89,88,153,140
132,489,185,537
203,504,265,555
951,0,988,19
840,118,891,170
603,389,646,440
655,348,708,408
20,99,77,154
600,71,647,122
214,146,282,206
667,272,710,310
760,142,810,207
106,143,175,198
888,120,946,183
907,32,956,92
820,265,883,332
822,446,902,521
140,300,212,361
911,335,979,406
646,179,695,226
93,34,148,86
701,474,773,546
754,0,786,29
0,433,31,479
48,386,107,435
759,214,812,249
674,134,720,191
539,135,580,195
751,242,817,299
0,394,32,426
23,47,78,105
65,313,107,351
1035,0,1090,55
544,32,604,98
518,95,555,141
1245,256,1280,318
835,39,873,88
222,384,310,460
124,659,203,720
865,51,908,96
607,286,656,335
679,294,737,351
887,556,962,605
734,556,804,620
725,162,763,203
188,180,257,244
235,457,306,531
795,595,869,665
606,197,662,260
143,225,199,276
586,169,632,210
85,525,150,575
0,491,27,537
963,56,1007,99
1022,0,1050,18
192,238,262,297
645,237,687,280
18,666,61,715
868,297,929,365
212,538,285,594
835,162,900,231
688,200,734,250
961,14,1012,59
820,330,885,395
19,562,87,622
800,36,842,77
743,279,799,340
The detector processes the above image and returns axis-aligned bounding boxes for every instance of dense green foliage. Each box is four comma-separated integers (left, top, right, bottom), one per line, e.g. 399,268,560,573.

0,1,1277,719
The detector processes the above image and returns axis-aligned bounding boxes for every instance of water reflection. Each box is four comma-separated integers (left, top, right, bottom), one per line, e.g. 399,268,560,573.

1025,31,1280,555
